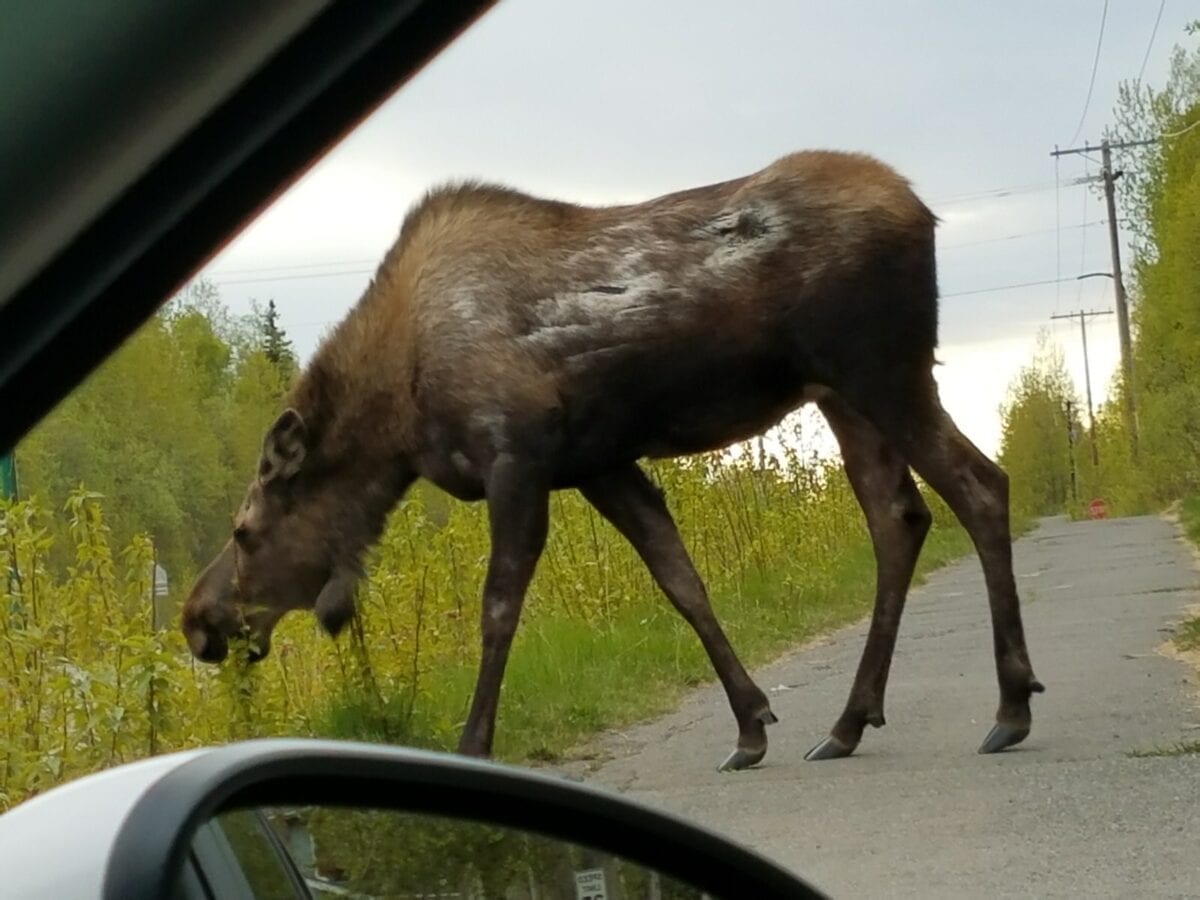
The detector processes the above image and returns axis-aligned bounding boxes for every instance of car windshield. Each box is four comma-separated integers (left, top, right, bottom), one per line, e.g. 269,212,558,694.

3,3,1200,897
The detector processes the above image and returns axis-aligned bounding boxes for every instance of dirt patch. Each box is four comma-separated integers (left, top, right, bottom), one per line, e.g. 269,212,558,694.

1158,632,1200,718
1152,602,1200,657
1157,513,1200,713
1163,506,1200,566
1159,602,1200,662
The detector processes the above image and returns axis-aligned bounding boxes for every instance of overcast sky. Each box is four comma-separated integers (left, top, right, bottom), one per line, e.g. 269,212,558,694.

197,1,1192,458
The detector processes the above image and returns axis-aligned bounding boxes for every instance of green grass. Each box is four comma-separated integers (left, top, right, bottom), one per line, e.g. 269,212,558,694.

1176,618,1200,653
1172,493,1200,653
318,518,976,764
1178,493,1200,545
1126,741,1200,759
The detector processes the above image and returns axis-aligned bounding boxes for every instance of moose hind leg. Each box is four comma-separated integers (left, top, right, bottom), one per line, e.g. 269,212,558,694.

579,465,777,772
896,392,1044,754
805,395,932,761
457,454,550,758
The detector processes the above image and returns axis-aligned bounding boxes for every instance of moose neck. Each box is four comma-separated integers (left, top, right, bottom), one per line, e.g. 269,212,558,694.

287,293,420,561
292,269,419,456
329,460,415,573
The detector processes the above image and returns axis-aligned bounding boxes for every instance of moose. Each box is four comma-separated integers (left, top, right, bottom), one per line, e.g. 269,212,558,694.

183,150,1043,770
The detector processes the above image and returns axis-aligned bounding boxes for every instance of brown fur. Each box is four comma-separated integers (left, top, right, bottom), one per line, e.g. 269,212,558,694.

182,150,1041,767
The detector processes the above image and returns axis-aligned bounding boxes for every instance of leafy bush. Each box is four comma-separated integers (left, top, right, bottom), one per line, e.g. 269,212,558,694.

2,441,971,811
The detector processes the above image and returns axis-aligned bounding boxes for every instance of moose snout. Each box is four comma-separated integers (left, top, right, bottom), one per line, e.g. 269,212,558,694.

182,541,241,664
184,617,272,664
188,626,230,664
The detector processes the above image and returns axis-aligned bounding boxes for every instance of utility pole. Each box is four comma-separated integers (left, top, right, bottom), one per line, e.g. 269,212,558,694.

1051,137,1153,456
1101,141,1137,458
1064,397,1078,507
1050,307,1112,466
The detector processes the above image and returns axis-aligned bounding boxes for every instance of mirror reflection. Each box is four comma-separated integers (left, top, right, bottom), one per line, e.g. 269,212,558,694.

199,806,715,899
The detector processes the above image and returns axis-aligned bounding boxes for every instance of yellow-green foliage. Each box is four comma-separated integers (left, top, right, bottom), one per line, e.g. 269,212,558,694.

2,440,970,812
15,283,295,583
997,334,1086,519
1000,29,1200,519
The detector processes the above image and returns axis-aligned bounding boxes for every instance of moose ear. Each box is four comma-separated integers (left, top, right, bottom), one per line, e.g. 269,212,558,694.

259,408,308,483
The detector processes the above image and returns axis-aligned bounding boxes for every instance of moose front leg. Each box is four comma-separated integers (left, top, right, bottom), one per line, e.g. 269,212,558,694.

805,396,931,760
457,455,550,758
580,465,776,772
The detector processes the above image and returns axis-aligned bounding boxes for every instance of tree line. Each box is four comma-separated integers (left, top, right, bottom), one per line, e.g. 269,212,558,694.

14,283,297,582
998,23,1200,519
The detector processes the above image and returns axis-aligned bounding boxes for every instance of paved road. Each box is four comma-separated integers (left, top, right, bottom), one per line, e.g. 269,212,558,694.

559,516,1200,898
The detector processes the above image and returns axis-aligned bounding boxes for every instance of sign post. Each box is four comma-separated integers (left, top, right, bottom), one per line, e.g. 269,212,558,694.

574,868,607,900
0,452,16,501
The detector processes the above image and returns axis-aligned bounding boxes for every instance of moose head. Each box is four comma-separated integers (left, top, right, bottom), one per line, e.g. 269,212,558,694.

181,409,362,663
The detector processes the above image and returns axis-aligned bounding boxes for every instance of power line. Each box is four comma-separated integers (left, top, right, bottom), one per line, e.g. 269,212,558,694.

214,268,374,286
215,258,378,276
1053,123,1197,157
931,173,1101,207
1137,0,1166,83
941,276,1079,299
930,181,1061,205
1161,116,1200,139
1069,0,1109,146
941,220,1105,251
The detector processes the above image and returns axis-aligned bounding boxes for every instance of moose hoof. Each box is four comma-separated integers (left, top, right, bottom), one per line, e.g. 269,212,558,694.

718,746,767,772
803,735,854,761
978,722,1030,754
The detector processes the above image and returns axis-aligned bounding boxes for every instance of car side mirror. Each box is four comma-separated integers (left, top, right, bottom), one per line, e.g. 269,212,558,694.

100,739,825,899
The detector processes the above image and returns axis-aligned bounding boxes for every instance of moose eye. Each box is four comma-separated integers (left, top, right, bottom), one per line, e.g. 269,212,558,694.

233,524,252,547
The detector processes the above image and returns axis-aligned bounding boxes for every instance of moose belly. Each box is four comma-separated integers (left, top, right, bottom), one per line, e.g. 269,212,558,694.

554,344,808,474
411,356,813,496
